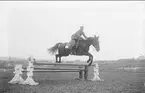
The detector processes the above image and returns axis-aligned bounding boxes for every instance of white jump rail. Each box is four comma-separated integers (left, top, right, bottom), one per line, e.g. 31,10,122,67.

9,57,103,86
34,61,93,80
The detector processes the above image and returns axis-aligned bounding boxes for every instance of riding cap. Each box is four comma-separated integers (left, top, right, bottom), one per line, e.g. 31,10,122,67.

80,26,84,28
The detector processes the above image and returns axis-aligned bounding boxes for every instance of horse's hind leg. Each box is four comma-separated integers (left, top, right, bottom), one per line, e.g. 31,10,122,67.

88,53,93,66
59,56,61,63
55,54,59,63
56,54,61,63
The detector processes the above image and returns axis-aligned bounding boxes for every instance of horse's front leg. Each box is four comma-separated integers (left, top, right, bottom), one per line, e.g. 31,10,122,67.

89,55,93,66
87,58,91,63
87,53,93,66
83,52,93,66
59,56,61,63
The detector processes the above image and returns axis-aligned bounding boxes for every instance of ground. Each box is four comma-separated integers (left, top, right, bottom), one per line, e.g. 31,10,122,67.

0,60,145,93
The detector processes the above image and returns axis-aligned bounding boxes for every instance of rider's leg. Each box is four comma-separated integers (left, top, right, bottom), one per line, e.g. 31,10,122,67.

75,39,79,48
68,40,76,54
73,39,78,54
66,40,75,49
66,40,72,48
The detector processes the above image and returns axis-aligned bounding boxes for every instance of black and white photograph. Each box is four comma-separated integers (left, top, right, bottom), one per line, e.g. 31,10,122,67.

0,1,145,93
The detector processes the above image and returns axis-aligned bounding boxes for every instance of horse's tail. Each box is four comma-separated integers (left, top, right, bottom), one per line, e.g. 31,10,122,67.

47,43,62,55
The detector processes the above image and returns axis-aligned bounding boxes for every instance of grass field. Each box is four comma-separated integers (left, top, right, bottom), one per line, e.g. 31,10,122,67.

0,60,145,93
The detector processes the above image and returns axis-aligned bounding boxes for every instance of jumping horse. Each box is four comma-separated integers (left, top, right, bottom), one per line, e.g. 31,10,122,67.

47,35,100,66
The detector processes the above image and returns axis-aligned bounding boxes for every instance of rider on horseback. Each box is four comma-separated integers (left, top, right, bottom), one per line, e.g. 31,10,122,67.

66,25,88,54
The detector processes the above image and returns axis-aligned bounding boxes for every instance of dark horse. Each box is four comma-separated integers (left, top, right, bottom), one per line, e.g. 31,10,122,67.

47,35,100,66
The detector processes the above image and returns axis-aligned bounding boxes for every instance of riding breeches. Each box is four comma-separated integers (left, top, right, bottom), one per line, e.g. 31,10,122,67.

66,39,75,49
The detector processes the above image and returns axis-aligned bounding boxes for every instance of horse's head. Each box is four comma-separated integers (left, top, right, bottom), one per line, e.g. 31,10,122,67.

91,35,100,52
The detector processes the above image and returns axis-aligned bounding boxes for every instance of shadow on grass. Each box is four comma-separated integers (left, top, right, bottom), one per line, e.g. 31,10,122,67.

0,71,14,93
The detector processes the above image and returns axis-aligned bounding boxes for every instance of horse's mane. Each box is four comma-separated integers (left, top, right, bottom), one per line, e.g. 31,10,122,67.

78,37,93,45
78,37,93,42
87,37,94,41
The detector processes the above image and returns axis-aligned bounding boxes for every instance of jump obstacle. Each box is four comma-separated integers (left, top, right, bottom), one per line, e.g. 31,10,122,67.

9,57,103,86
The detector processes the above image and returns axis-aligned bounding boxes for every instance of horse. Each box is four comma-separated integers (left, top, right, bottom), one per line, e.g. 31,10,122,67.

47,35,100,66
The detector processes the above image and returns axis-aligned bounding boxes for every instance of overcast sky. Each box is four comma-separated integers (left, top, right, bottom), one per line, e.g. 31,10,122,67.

0,1,145,61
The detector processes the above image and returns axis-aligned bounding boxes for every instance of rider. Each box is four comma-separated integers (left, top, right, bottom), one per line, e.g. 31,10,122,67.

66,25,88,54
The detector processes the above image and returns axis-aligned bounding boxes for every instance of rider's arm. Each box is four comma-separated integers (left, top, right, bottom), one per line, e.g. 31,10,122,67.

79,36,84,40
82,31,87,39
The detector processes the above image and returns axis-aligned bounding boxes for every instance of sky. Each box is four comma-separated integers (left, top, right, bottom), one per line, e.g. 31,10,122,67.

0,1,145,61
